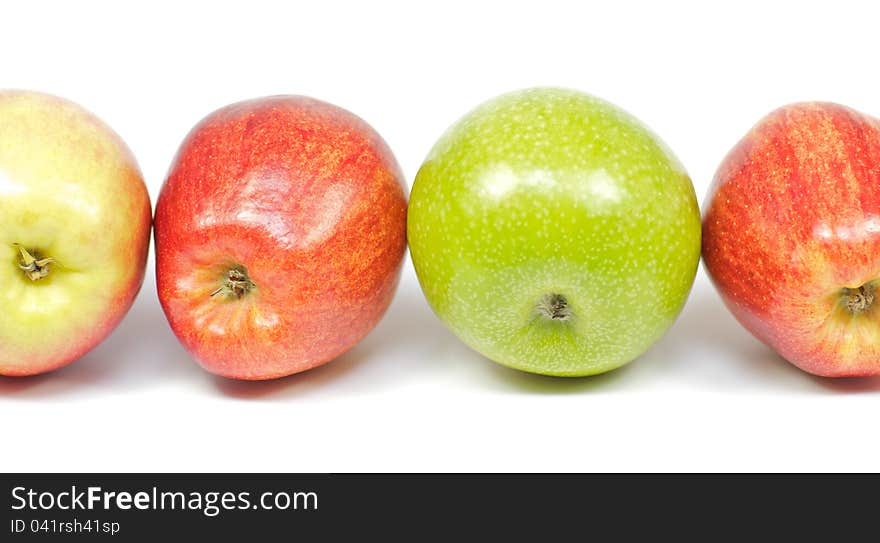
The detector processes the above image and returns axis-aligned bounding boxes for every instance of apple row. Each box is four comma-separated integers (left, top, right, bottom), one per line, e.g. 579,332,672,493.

0,88,876,381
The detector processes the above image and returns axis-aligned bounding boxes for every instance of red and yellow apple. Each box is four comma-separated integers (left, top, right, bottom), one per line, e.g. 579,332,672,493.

703,102,880,376
155,96,407,380
0,91,151,376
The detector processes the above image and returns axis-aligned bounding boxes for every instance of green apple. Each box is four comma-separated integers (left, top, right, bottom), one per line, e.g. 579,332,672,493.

408,88,701,376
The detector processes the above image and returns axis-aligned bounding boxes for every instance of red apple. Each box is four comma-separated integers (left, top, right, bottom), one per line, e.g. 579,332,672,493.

155,96,407,380
703,102,880,377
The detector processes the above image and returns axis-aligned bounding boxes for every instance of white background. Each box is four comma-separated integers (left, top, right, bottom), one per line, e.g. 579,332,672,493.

2,0,879,472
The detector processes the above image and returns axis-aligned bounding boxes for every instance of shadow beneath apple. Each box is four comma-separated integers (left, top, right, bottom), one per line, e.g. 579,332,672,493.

0,372,55,394
807,375,880,393
481,359,637,394
210,341,378,400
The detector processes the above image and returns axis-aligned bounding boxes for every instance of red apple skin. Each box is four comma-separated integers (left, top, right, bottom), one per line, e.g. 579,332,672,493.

703,102,880,377
155,96,407,380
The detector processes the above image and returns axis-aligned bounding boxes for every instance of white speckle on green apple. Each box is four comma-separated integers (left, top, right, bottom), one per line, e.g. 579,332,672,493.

408,88,701,377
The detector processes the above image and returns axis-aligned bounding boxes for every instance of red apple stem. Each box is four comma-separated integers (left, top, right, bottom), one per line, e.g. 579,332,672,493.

843,284,875,315
536,293,572,321
13,244,55,281
210,267,255,299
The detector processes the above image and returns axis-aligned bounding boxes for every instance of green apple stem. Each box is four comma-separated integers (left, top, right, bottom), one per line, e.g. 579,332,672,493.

210,266,255,299
536,293,572,321
14,244,55,281
842,284,875,315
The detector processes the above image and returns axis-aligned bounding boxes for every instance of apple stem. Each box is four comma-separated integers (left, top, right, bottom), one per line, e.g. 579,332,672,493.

13,244,55,281
843,284,875,315
210,267,255,299
536,293,572,321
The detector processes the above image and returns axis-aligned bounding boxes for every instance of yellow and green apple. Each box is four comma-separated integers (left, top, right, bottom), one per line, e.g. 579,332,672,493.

0,91,151,376
408,88,701,376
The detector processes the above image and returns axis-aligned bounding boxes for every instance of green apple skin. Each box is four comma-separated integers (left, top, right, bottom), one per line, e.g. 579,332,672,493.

408,88,701,376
